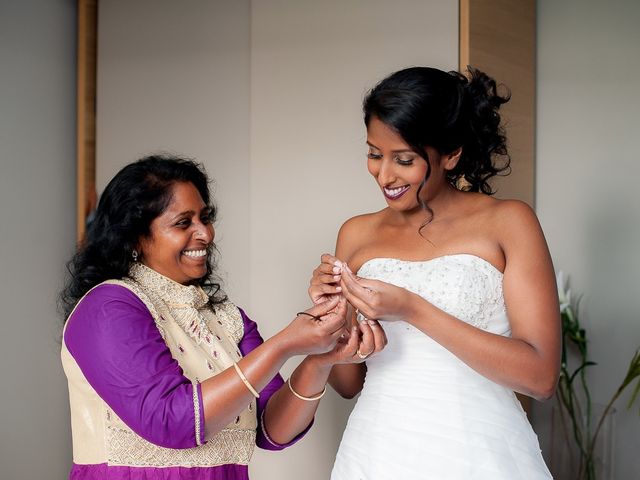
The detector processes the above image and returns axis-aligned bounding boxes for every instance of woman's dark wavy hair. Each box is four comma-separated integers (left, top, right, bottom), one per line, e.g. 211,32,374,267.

60,155,226,320
363,66,511,222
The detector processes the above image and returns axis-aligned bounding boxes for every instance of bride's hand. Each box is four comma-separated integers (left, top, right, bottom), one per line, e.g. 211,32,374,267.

339,263,415,322
313,316,387,364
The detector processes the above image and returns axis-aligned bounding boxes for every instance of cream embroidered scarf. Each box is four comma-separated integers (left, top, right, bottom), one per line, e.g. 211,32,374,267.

67,263,258,467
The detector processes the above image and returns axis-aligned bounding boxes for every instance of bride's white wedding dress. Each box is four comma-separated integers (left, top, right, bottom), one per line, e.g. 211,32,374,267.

331,254,552,479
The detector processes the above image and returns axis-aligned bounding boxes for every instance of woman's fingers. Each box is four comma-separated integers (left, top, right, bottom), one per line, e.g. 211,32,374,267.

321,297,348,334
328,324,348,344
320,253,341,267
313,254,343,280
309,279,342,294
309,284,342,304
309,254,345,304
304,295,339,317
310,273,340,286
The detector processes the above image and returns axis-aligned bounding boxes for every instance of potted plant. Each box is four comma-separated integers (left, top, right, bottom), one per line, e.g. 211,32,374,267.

552,271,640,480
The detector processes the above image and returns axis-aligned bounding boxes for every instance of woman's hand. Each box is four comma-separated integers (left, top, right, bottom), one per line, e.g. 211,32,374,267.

314,317,387,365
308,253,344,304
278,296,348,356
339,263,415,322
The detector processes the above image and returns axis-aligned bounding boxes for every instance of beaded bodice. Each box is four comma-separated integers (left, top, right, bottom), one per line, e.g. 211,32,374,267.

358,254,508,333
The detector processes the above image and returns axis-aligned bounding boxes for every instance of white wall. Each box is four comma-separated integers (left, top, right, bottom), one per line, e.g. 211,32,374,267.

96,0,252,307
535,1,640,478
97,1,457,479
0,1,76,478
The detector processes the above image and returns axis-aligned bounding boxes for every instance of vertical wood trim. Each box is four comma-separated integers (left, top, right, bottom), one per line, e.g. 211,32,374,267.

76,0,97,242
458,0,470,72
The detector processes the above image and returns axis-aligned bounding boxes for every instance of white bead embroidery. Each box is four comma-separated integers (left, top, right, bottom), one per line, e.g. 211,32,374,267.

358,255,506,330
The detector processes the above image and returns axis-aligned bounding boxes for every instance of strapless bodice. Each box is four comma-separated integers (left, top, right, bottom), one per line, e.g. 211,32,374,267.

357,254,509,333
331,255,552,480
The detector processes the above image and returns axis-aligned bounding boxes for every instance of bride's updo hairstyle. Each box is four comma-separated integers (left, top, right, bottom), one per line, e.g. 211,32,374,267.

363,66,511,201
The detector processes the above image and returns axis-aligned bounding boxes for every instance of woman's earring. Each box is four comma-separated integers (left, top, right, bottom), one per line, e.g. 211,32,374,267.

132,250,138,262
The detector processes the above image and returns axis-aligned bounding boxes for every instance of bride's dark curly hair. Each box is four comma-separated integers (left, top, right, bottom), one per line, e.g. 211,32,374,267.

60,155,226,320
363,66,511,221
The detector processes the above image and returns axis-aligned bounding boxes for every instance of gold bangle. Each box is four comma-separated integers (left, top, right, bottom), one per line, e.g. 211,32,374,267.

287,376,326,402
233,362,260,398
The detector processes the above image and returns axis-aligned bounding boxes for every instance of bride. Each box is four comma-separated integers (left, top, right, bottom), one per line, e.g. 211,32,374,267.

309,67,559,479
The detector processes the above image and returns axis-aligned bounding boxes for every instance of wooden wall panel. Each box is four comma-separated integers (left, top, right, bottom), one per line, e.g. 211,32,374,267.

459,0,536,206
76,0,97,242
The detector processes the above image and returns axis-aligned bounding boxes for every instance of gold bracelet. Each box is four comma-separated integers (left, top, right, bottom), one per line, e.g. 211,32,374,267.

287,376,326,402
233,362,260,398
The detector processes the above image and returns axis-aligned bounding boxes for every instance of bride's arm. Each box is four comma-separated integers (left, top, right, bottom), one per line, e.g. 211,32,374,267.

328,364,367,399
340,201,561,401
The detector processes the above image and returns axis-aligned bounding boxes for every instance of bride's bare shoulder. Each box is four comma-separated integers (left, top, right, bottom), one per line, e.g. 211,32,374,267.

336,210,386,260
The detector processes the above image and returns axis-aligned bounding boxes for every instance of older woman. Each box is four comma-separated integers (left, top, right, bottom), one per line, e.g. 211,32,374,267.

60,155,387,479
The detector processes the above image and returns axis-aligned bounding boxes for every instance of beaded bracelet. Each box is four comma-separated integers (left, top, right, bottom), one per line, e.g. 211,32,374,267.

287,376,327,402
233,362,260,398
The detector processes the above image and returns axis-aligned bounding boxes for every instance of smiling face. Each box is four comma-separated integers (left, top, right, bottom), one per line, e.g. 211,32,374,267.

138,181,214,285
366,116,460,212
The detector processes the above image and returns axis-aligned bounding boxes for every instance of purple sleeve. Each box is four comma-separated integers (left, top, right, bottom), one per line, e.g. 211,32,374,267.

237,308,313,451
64,284,203,449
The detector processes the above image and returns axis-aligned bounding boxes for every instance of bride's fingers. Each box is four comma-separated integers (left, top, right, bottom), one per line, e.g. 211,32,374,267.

340,268,376,304
340,273,373,310
368,320,387,353
339,325,359,355
339,278,369,315
357,321,375,357
342,267,382,293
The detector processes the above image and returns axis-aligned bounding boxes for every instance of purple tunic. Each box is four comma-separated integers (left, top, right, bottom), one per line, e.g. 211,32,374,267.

64,284,309,479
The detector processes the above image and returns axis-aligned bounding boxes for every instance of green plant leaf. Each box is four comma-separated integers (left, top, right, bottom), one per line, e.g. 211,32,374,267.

569,361,597,384
620,349,640,390
620,349,640,413
627,379,640,413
